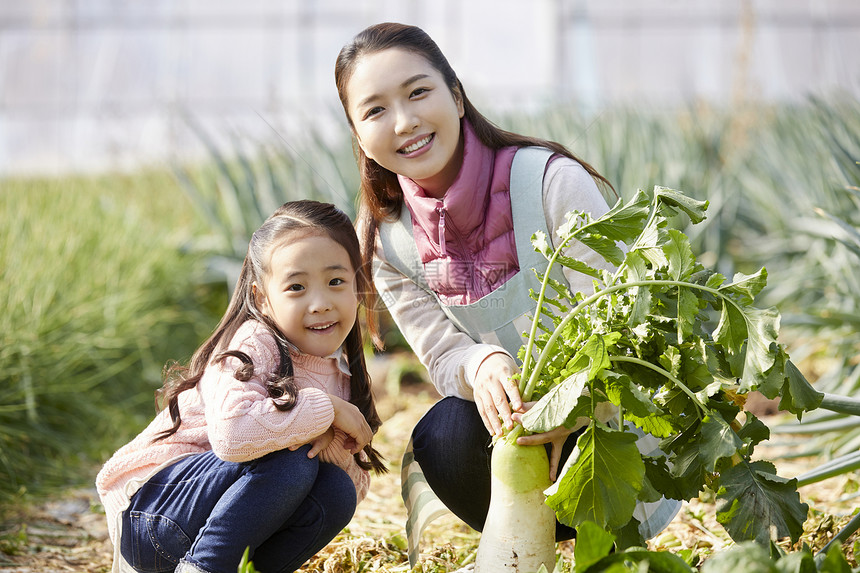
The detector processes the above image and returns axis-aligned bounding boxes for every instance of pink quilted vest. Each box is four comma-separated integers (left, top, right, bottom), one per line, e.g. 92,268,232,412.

398,121,519,305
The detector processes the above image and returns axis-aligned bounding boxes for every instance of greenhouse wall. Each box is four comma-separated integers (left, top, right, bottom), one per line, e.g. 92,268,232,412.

1,0,857,175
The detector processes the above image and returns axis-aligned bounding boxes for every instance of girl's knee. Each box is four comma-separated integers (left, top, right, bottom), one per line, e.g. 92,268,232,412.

254,446,320,493
315,464,357,527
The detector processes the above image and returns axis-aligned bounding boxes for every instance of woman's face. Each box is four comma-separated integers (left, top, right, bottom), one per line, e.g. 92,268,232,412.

345,48,465,198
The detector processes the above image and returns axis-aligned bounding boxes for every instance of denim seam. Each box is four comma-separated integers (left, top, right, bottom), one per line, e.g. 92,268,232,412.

146,514,172,562
132,513,142,568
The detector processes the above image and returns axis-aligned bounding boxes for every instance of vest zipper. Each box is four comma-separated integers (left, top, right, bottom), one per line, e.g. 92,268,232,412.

438,203,468,259
435,201,483,297
436,202,447,257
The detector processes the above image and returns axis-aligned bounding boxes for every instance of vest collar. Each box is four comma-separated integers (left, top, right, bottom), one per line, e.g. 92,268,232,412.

398,120,499,243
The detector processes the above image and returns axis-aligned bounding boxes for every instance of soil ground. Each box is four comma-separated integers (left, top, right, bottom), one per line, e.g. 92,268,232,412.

1,356,857,572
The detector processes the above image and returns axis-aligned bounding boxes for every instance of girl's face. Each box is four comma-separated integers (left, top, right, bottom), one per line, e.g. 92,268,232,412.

254,232,358,357
345,47,465,198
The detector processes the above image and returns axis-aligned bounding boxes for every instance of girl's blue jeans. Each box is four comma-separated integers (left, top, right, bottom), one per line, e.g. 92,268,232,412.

120,446,356,573
411,396,579,541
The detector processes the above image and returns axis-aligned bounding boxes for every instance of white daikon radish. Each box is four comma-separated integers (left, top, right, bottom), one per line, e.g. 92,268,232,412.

475,429,557,573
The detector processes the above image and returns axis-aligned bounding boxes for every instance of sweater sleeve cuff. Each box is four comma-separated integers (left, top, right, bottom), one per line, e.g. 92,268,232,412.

321,430,352,464
463,344,512,390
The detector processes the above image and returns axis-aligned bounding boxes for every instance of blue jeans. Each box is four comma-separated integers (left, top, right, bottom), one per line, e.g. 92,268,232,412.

120,446,356,573
412,396,579,541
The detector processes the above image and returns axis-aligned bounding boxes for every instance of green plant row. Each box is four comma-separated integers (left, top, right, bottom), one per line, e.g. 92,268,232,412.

0,172,222,506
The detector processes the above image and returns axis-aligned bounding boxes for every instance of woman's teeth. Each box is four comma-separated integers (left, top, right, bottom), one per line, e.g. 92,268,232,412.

400,135,432,154
309,323,334,331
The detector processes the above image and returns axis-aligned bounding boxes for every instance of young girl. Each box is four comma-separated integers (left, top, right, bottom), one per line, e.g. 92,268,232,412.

334,22,679,557
96,200,387,573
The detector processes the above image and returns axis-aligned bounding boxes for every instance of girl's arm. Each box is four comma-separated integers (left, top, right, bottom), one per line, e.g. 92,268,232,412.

328,394,372,453
201,322,335,462
305,427,335,457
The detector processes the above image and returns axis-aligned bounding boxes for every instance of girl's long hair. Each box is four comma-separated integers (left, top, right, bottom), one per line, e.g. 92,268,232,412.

155,200,387,474
334,22,615,276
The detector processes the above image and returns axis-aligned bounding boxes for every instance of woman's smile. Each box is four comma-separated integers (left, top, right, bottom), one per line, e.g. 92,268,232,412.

398,134,434,155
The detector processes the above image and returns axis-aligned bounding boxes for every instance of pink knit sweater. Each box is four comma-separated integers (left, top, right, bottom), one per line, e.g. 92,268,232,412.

95,320,370,546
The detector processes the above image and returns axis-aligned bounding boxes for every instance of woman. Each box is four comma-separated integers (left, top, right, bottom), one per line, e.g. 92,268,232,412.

334,21,679,559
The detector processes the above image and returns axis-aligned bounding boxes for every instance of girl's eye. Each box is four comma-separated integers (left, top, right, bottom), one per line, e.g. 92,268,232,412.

286,284,305,292
410,87,429,98
329,278,345,286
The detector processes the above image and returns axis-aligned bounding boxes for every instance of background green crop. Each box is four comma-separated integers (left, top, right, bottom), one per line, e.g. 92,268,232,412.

0,170,225,505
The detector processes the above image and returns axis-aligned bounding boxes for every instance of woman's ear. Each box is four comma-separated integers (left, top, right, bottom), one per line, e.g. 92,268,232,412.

452,84,465,119
252,282,269,316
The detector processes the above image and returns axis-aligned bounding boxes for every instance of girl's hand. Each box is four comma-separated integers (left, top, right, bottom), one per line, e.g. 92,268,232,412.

512,403,575,482
305,427,335,458
473,353,523,437
329,395,373,454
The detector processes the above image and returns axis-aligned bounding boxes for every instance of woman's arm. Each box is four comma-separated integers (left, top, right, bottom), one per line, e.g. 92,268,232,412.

373,243,510,401
541,157,616,295
374,243,526,434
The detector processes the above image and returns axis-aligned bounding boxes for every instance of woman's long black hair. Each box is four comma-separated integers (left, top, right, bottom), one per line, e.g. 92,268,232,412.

155,200,387,474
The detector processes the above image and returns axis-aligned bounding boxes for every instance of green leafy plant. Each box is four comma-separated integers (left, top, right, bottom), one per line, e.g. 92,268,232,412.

568,521,696,572
563,523,856,573
504,98,860,416
515,186,825,546
237,547,259,573
700,540,856,573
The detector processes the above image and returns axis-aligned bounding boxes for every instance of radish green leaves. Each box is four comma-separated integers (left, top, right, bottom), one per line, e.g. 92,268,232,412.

516,187,822,546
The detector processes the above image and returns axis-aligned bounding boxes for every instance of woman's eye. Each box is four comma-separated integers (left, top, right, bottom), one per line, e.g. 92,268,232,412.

411,87,429,98
364,106,384,119
286,284,304,292
329,278,346,286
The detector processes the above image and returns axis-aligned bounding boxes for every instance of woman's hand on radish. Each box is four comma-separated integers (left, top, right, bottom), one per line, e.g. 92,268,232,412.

473,353,523,436
512,403,575,481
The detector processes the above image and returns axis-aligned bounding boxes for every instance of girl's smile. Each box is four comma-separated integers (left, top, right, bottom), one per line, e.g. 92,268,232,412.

345,48,465,198
254,232,358,358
